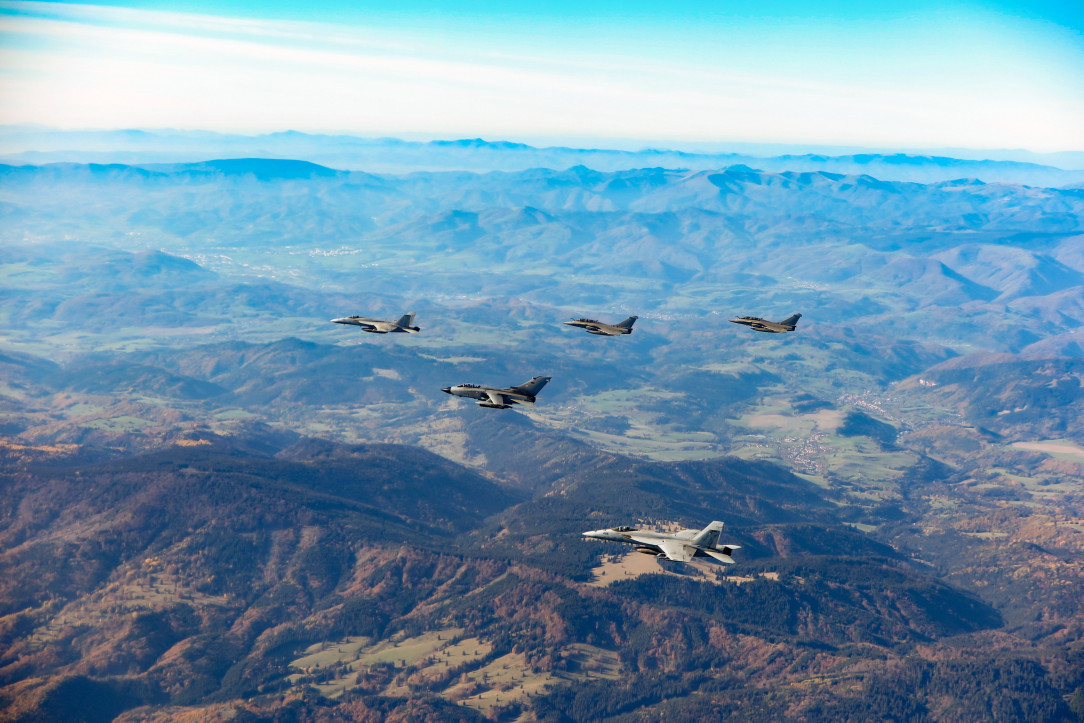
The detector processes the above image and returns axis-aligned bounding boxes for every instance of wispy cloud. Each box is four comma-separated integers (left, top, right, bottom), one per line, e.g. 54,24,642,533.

1,1,1081,150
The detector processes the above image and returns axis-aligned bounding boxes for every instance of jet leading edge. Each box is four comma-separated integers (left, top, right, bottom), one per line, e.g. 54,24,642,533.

564,316,638,336
583,521,741,563
729,313,801,333
441,376,551,409
331,313,420,334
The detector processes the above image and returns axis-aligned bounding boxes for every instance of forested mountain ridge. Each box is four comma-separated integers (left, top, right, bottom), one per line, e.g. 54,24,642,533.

5,433,1061,723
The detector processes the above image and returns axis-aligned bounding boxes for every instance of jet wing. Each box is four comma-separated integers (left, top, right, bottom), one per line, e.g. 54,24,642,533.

341,317,379,330
483,390,509,406
701,549,736,564
655,539,696,562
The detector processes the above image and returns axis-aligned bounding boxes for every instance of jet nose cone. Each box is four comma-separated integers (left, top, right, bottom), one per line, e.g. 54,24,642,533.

441,387,452,394
331,318,346,324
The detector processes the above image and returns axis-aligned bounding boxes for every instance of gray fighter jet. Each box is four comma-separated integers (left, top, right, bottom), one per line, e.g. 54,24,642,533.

582,521,740,563
729,313,801,333
564,315,638,336
331,312,420,334
441,376,551,409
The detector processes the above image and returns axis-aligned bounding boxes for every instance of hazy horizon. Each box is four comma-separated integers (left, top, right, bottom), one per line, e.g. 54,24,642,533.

4,125,1084,170
2,0,1081,152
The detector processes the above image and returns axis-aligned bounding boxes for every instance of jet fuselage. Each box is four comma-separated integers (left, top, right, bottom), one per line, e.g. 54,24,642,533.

441,376,551,409
564,316,637,336
729,313,801,333
583,522,740,563
331,315,420,333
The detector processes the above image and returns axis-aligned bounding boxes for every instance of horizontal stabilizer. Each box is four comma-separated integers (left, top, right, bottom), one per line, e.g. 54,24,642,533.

702,549,736,564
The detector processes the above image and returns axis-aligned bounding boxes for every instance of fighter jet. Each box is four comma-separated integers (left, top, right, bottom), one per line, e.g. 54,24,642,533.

564,315,638,336
582,521,740,563
729,313,801,333
441,376,551,409
331,312,420,334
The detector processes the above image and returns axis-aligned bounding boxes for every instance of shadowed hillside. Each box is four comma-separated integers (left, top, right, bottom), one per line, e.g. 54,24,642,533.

1,434,1045,722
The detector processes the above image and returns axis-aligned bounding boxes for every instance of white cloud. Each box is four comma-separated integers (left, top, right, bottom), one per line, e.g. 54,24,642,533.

0,1,1081,150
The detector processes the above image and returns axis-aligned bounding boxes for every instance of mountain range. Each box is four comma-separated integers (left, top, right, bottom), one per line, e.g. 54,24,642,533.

2,127,1083,185
2,142,1083,721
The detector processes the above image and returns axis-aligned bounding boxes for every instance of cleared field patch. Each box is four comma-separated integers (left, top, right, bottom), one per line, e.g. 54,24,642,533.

29,571,229,645
213,408,256,420
358,628,469,668
984,466,1077,497
566,426,719,462
451,646,621,714
746,413,815,433
385,636,495,690
827,442,912,474
286,628,478,699
1012,440,1084,462
588,550,666,586
534,392,725,461
809,409,844,432
283,628,624,712
588,550,734,587
289,637,372,671
847,522,878,533
417,354,487,364
816,435,916,486
694,362,766,376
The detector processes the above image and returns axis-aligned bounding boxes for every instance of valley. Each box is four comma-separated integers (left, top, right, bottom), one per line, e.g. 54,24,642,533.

1,151,1083,721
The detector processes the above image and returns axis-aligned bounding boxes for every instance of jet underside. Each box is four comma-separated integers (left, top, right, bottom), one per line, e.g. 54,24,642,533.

583,523,740,564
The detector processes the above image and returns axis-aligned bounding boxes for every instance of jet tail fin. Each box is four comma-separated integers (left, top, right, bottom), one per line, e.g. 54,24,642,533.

513,375,551,397
396,312,417,328
616,315,638,330
691,521,725,549
778,313,802,328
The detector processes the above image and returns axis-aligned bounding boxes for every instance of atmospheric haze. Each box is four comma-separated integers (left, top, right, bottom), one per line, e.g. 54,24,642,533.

2,1,1084,721
3,139,1084,720
1,0,1082,150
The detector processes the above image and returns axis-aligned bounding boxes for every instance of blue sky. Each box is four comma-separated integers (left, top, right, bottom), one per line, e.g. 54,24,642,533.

1,0,1081,150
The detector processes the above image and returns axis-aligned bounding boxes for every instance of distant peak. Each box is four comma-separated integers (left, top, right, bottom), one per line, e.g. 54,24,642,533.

723,164,762,173
195,158,340,179
429,138,531,150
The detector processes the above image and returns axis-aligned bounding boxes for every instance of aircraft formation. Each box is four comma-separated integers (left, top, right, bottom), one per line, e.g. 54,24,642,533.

331,308,803,565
